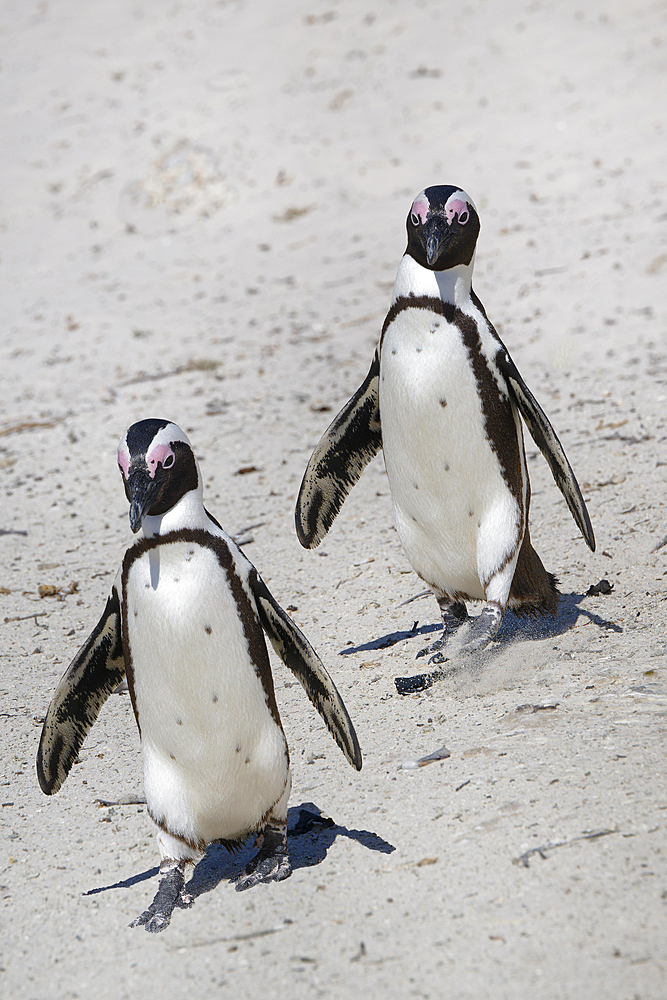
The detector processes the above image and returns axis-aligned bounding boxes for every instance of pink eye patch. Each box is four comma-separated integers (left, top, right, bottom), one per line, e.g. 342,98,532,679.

117,449,130,479
146,444,175,477
410,195,429,225
445,198,469,225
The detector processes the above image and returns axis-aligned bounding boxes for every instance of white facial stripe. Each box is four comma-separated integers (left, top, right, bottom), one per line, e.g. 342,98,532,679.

117,435,131,479
410,191,430,225
148,422,191,452
444,189,475,226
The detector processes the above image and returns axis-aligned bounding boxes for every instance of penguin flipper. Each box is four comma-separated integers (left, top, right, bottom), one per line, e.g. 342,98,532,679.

250,570,362,771
36,584,125,795
295,352,381,548
496,349,595,551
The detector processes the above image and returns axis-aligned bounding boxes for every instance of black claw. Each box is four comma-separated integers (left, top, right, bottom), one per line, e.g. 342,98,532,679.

416,637,445,660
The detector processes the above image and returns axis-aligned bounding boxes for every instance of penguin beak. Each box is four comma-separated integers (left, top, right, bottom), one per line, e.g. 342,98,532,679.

127,468,161,533
424,216,452,267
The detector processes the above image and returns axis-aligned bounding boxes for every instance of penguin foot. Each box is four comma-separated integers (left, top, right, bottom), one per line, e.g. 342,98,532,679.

130,861,191,933
416,636,459,662
234,824,291,892
459,602,503,654
416,600,468,660
417,633,462,661
437,598,469,628
415,636,445,660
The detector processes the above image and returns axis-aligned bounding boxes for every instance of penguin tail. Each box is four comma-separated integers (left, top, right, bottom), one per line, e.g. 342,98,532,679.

507,529,560,618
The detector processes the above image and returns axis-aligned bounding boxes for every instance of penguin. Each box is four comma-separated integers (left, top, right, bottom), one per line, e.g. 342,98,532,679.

37,419,362,932
295,185,595,676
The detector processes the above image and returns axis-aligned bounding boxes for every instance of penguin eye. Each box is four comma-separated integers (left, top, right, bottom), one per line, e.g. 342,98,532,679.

163,454,175,469
458,209,469,225
410,212,420,226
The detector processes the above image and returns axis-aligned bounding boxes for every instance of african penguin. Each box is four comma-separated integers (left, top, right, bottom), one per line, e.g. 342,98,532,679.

295,185,595,683
37,419,362,932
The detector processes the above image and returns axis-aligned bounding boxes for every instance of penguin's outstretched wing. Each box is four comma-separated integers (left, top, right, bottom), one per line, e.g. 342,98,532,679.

36,584,125,795
496,348,595,551
295,352,381,548
250,570,362,771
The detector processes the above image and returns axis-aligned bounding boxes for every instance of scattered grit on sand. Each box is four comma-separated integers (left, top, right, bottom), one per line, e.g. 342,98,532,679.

1,1,666,998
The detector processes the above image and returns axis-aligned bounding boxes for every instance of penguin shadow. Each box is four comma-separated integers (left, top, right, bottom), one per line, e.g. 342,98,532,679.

494,590,622,644
340,621,442,655
81,804,394,904
184,802,395,900
341,590,621,659
83,866,160,896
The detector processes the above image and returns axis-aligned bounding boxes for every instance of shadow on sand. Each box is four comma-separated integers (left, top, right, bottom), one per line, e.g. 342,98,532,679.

186,802,395,900
341,591,623,695
340,589,621,659
82,803,394,900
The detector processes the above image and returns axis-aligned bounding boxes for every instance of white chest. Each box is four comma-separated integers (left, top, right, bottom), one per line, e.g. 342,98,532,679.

381,308,481,416
379,308,499,490
125,542,254,721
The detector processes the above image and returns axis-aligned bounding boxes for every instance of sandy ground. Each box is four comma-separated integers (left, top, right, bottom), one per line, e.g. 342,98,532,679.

1,1,666,997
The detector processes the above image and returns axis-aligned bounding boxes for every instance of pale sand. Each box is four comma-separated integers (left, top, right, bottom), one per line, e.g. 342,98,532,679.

1,1,666,997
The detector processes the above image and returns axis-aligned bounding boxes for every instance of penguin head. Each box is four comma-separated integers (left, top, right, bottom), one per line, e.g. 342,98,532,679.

405,186,480,271
117,419,200,533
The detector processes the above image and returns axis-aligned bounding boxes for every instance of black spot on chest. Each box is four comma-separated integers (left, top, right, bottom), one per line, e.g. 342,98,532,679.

380,294,458,350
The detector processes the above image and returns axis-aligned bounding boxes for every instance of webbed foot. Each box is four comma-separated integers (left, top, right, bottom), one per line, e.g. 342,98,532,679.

416,636,446,661
234,823,291,892
416,599,468,660
130,860,192,933
399,603,503,693
459,602,503,654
